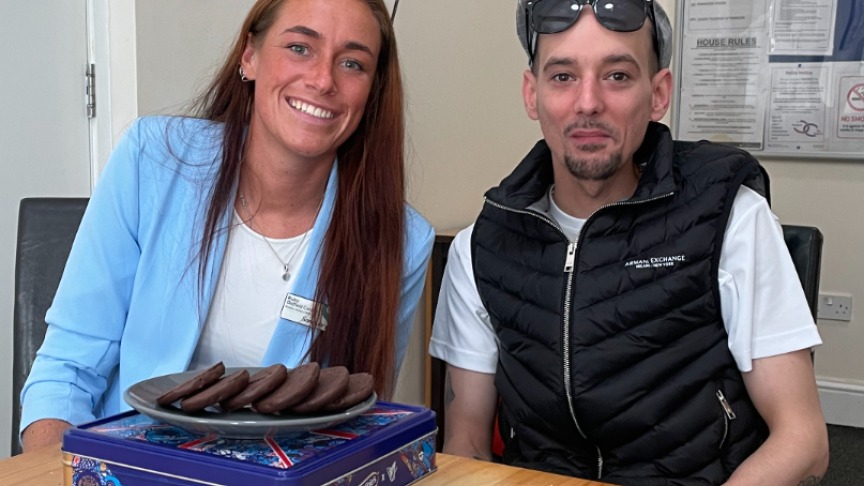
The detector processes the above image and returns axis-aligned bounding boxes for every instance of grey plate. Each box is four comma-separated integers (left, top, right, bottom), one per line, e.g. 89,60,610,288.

123,367,376,439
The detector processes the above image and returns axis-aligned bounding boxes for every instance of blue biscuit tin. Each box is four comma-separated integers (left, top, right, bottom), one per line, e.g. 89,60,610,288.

62,402,437,486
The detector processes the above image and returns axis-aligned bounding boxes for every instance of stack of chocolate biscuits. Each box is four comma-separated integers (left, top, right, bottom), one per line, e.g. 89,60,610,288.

156,362,375,415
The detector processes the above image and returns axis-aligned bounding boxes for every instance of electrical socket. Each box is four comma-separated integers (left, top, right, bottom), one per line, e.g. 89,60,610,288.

817,294,853,322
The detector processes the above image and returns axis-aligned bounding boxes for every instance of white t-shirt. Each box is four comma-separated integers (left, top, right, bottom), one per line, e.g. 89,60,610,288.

188,211,311,370
429,186,822,374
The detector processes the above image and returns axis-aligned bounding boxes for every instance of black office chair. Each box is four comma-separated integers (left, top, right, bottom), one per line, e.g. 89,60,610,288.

11,198,88,456
781,225,823,323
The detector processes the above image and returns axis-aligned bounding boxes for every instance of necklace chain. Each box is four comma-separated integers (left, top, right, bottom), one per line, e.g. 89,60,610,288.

238,189,324,281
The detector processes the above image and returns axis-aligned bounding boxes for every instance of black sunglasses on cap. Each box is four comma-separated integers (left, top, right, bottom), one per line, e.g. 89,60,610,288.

525,0,659,62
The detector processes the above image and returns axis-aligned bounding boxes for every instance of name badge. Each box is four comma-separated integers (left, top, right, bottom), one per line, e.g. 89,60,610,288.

281,293,329,331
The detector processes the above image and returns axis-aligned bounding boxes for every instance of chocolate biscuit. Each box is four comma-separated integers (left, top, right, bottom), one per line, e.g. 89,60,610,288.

220,364,288,412
324,373,375,411
253,362,321,414
181,369,250,413
157,362,225,406
291,366,350,414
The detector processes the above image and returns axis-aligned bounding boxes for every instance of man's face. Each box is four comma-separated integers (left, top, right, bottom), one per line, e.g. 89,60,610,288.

523,9,670,181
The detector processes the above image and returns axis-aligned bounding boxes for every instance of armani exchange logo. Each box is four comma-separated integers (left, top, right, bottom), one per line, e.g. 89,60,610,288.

625,255,687,269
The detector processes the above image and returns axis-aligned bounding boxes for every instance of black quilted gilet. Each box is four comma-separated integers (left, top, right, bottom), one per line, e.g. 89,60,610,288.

471,123,770,485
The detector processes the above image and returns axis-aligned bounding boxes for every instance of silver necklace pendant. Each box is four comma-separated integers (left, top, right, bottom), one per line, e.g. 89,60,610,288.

239,190,322,285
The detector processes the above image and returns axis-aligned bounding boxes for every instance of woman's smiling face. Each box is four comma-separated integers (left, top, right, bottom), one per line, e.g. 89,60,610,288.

241,0,382,161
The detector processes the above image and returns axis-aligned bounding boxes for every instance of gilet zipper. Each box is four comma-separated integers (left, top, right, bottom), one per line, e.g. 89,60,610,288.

716,390,737,450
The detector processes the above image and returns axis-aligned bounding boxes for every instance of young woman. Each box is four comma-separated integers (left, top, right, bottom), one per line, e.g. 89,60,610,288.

21,0,433,452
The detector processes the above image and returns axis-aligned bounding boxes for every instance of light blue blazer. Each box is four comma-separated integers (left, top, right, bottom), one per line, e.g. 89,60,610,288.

20,117,435,435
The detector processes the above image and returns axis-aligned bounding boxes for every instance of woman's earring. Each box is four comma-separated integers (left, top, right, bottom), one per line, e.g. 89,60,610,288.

239,65,250,82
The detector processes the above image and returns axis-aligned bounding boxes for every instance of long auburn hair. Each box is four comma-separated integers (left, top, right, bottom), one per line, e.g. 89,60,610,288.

188,0,405,399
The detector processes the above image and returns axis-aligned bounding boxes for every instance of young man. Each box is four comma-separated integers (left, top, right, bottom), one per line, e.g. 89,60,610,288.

429,1,829,485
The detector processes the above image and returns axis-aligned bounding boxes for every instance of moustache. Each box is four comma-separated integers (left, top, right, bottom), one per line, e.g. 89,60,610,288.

564,119,618,139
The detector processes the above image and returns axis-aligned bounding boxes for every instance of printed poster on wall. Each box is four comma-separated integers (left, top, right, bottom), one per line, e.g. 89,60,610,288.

765,64,831,152
770,0,838,56
675,0,864,158
830,64,864,153
678,32,769,149
685,0,767,32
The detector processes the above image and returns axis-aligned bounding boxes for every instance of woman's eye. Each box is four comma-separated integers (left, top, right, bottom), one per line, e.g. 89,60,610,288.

553,73,573,82
342,60,365,71
288,45,308,55
609,72,630,82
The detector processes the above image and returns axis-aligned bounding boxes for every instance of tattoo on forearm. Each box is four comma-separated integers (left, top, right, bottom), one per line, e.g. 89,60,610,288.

797,476,822,486
445,369,455,408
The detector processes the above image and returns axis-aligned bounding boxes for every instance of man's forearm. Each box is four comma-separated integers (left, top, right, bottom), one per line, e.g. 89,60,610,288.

441,365,498,462
724,422,829,486
442,435,493,461
441,370,494,460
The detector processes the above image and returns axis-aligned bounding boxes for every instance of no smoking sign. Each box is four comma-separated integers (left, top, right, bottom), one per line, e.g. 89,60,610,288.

847,84,864,112
838,77,864,139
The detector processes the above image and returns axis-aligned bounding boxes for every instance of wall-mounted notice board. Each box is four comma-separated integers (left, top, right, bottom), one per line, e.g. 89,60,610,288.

672,0,864,159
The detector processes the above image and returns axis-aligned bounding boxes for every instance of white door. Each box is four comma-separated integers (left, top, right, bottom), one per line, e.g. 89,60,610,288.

0,0,92,459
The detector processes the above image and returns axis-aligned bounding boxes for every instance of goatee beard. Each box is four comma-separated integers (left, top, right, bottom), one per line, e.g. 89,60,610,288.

564,149,625,181
561,118,625,181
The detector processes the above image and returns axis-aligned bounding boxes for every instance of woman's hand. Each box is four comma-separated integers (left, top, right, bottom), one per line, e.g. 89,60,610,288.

21,419,72,453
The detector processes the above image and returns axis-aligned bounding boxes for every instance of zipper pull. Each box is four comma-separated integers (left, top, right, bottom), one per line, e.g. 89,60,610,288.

716,390,737,420
564,242,576,273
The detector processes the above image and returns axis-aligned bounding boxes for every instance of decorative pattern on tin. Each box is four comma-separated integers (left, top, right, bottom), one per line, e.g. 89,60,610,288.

87,407,413,470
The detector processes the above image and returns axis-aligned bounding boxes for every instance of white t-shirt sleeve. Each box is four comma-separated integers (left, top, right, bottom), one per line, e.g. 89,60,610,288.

428,225,499,375
718,186,822,372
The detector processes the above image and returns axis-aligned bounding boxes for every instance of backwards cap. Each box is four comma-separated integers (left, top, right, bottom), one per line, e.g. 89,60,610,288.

516,0,673,70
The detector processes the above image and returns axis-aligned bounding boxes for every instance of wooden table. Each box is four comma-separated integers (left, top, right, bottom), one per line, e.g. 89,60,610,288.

427,455,608,485
0,444,609,486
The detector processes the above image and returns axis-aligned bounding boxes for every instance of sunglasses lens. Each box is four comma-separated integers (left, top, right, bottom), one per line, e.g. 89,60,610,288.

532,0,583,34
594,0,647,32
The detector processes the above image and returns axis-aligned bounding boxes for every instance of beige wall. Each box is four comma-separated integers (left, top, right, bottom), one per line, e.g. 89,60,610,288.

397,1,542,229
135,0,257,116
397,0,864,389
392,0,541,406
764,161,864,383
